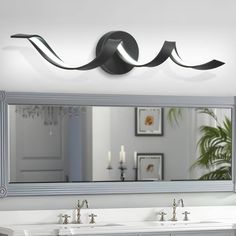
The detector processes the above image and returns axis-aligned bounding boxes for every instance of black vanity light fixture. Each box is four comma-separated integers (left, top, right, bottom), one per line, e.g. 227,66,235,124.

11,31,225,75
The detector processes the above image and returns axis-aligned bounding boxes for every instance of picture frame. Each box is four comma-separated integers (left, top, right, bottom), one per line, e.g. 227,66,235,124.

135,107,163,136
137,153,164,181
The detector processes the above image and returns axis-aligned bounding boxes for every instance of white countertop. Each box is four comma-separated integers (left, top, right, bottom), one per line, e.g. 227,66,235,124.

1,220,235,236
1,206,236,236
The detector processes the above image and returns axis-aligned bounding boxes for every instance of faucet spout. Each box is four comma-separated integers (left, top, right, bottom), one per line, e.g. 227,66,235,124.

77,199,89,224
78,199,89,209
171,198,184,221
178,198,184,207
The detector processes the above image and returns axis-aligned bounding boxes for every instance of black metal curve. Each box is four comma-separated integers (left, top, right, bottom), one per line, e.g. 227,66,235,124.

129,41,177,67
118,41,224,70
11,31,225,74
170,55,225,70
11,34,122,71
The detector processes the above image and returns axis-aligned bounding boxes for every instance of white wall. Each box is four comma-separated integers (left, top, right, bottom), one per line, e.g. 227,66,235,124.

0,0,236,210
92,107,111,181
1,0,236,96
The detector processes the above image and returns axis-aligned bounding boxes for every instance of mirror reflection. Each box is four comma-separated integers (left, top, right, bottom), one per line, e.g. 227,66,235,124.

8,105,232,183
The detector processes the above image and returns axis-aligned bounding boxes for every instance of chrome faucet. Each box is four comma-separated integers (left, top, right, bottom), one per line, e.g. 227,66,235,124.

171,198,184,221
76,199,89,224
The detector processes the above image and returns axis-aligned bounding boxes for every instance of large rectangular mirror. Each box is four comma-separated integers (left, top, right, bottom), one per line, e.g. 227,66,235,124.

8,105,232,183
0,92,234,197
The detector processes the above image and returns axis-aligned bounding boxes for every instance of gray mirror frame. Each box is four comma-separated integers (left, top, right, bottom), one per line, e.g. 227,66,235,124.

0,91,7,197
0,91,235,197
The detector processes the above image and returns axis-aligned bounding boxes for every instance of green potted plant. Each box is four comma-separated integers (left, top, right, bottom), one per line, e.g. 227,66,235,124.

191,109,232,180
167,108,232,180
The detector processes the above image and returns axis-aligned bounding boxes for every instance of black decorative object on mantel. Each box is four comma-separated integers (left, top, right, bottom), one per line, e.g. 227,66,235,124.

11,31,225,75
119,160,127,182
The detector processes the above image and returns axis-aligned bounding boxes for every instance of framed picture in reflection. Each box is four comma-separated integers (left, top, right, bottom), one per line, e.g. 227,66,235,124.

135,107,163,136
137,153,164,181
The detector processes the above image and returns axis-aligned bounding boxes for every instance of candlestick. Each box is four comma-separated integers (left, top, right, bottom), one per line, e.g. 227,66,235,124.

119,159,127,181
106,146,127,180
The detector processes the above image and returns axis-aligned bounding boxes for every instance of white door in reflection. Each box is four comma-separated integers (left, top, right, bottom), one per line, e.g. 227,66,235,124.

9,105,65,182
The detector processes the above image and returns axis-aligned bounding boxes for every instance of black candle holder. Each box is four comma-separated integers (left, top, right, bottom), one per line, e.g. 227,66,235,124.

118,161,127,181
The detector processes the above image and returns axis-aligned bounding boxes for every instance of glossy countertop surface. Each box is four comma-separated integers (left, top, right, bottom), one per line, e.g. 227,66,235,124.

0,220,235,236
1,206,236,235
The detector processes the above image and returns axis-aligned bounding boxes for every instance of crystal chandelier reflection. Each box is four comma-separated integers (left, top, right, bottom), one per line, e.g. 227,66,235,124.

15,105,82,126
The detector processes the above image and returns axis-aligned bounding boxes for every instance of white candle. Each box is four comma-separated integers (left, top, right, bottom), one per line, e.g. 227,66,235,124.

120,145,125,163
134,151,137,167
108,151,111,165
119,151,123,162
123,152,126,163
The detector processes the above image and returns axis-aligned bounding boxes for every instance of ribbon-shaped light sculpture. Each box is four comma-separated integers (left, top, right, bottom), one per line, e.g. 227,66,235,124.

11,31,224,75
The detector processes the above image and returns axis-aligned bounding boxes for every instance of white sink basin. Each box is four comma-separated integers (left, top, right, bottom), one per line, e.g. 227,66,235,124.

125,220,222,228
67,223,125,228
157,220,220,226
58,223,125,235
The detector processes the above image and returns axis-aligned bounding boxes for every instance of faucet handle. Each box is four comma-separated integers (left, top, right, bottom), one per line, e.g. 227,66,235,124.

62,214,71,224
89,213,98,224
182,211,190,221
158,211,167,221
